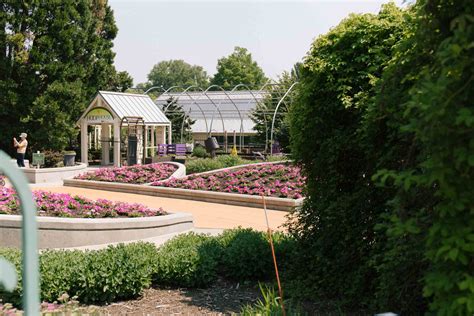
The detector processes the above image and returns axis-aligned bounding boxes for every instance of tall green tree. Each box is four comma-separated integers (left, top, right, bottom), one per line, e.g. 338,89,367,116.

161,97,195,143
210,47,267,89
0,1,131,154
144,60,209,90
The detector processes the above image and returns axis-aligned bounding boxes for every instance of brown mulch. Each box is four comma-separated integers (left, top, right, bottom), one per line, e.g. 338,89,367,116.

91,279,261,315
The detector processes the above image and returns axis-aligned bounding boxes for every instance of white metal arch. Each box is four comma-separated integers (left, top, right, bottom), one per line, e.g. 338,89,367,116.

270,81,299,155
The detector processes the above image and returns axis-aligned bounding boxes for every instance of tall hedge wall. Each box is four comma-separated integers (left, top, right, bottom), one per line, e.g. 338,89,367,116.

288,1,473,314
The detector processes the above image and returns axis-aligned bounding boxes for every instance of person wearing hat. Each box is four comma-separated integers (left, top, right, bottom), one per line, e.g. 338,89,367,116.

13,133,28,167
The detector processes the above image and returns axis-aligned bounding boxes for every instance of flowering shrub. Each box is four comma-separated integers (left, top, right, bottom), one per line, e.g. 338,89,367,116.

74,163,177,184
153,163,305,199
0,187,164,218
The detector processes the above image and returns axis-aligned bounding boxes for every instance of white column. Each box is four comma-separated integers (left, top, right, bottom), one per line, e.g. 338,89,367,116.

144,126,149,158
151,126,155,157
113,122,121,167
156,126,165,144
80,120,88,166
101,123,110,165
168,124,172,144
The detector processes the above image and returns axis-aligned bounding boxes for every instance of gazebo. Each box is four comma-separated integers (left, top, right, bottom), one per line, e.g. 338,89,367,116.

77,91,171,167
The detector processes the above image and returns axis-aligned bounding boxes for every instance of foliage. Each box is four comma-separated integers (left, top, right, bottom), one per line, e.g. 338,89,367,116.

240,283,300,316
287,3,413,312
0,243,157,306
210,47,267,89
371,0,474,314
185,155,251,174
0,228,298,310
154,233,222,288
251,64,300,152
191,145,209,158
161,97,195,143
144,59,209,89
218,228,272,280
288,0,474,314
43,150,63,168
0,1,132,154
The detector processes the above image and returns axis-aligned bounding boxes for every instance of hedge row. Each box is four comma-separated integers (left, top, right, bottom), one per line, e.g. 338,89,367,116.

288,1,473,315
0,228,295,307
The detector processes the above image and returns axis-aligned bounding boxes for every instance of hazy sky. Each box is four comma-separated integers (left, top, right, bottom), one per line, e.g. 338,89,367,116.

109,0,403,85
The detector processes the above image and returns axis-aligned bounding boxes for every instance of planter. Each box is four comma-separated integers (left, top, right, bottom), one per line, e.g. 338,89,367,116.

63,153,76,166
0,212,194,249
21,163,87,183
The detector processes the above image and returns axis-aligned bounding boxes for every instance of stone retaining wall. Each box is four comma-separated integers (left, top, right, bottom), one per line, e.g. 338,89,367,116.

0,212,193,249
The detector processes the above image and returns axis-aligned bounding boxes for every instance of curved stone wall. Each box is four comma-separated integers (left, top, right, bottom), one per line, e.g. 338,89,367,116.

0,212,193,249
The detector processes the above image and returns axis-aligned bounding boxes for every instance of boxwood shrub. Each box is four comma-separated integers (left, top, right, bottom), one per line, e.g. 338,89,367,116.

153,232,222,287
0,228,296,308
218,228,273,281
0,242,158,306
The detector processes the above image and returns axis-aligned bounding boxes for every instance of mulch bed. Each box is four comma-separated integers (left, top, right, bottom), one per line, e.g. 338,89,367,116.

93,279,261,315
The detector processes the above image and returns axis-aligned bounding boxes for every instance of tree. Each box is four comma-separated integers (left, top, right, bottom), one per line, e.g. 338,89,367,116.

210,47,267,89
107,70,134,92
144,60,209,90
250,63,300,151
0,1,125,153
161,97,195,143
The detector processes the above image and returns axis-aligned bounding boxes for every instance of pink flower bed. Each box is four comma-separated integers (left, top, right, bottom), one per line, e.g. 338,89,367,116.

74,163,177,184
152,163,305,199
0,187,165,218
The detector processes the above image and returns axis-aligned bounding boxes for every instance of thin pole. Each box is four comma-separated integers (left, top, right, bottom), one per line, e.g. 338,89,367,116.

261,194,286,316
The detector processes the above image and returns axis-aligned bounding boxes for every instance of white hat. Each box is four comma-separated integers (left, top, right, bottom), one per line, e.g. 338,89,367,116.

20,133,27,138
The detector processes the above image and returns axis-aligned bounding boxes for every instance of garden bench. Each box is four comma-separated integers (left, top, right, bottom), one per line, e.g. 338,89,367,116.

158,144,167,156
175,144,186,156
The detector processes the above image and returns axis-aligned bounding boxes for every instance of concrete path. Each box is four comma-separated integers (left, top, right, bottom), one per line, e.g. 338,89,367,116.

31,185,289,232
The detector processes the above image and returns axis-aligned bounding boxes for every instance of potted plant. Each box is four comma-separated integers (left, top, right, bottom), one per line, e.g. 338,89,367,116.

63,150,76,167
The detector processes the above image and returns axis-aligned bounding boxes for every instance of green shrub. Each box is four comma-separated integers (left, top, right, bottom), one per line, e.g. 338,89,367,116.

287,3,415,312
186,158,223,174
186,155,252,174
75,242,157,304
218,228,272,281
0,242,158,306
0,248,22,306
43,150,63,168
154,233,221,287
192,146,208,158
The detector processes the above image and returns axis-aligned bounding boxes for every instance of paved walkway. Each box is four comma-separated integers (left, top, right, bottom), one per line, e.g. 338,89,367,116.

32,185,289,232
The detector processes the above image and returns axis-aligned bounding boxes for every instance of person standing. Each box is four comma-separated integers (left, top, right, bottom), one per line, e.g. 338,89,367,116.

13,133,28,167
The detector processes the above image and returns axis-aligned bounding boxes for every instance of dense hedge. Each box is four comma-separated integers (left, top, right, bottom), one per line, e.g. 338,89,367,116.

0,242,157,306
288,1,473,314
0,228,295,307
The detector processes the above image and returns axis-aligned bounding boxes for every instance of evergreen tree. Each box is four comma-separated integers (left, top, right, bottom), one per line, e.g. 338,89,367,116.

162,97,195,143
0,1,132,154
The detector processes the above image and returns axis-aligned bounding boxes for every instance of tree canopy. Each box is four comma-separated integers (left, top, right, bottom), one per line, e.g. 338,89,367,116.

0,1,132,154
210,47,267,89
144,60,209,90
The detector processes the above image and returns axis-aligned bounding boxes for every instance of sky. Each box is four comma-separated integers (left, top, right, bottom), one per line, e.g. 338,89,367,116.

109,0,404,85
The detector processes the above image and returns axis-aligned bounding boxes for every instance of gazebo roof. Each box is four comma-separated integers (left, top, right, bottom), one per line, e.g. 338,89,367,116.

79,91,170,125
